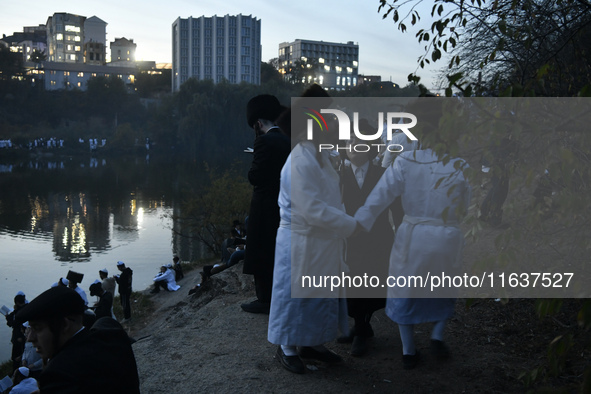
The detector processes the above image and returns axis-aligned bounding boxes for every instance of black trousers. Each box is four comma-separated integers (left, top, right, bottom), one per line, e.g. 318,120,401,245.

254,271,273,304
120,292,131,319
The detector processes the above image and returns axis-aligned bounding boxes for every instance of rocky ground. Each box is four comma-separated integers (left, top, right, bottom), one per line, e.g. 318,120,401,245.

126,261,588,394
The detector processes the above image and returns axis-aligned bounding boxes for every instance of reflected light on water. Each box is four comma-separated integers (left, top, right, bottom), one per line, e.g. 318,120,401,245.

137,207,144,225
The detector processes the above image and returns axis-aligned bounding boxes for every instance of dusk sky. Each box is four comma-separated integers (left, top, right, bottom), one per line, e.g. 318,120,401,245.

1,0,441,89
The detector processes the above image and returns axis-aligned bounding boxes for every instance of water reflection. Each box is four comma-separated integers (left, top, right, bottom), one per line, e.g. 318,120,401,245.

0,154,216,263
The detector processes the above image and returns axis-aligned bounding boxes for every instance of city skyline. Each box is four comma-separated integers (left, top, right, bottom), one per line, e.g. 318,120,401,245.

1,0,441,89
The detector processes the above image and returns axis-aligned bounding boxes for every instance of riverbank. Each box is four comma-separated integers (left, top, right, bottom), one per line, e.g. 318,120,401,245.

125,263,588,393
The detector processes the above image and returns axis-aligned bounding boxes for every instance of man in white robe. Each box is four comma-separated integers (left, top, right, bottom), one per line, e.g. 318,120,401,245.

355,147,471,369
268,96,357,374
355,98,471,369
150,264,180,293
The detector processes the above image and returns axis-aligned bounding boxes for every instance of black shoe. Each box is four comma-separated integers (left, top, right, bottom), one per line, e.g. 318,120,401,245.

240,299,270,314
402,350,421,370
298,346,342,363
430,339,450,360
276,346,305,374
188,285,200,296
337,323,374,344
350,336,368,357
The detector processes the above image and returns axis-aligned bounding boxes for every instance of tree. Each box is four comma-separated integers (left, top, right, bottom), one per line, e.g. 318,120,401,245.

378,0,591,96
378,1,591,390
174,166,251,256
29,49,46,64
261,60,283,84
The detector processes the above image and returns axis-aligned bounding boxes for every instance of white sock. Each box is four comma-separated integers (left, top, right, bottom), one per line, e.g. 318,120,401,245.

431,320,446,342
398,324,416,355
281,345,298,356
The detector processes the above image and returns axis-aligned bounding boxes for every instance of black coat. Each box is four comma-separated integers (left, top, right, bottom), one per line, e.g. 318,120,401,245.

92,291,113,320
243,127,291,275
39,317,140,394
115,268,133,295
341,163,395,307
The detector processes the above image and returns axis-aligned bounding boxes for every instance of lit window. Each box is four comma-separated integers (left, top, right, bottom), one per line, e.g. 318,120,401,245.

51,80,56,86
56,34,63,40
319,75,324,85
75,36,80,42
65,25,80,32
77,72,83,77
353,61,358,67
319,58,324,63
67,45,73,51
324,65,330,72
77,82,81,87
75,46,81,51
336,76,340,85
347,67,353,73
64,71,69,76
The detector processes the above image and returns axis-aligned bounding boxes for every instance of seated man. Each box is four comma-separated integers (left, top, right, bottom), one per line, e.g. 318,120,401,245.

188,245,246,295
173,256,184,281
151,264,180,294
15,286,140,393
89,280,114,320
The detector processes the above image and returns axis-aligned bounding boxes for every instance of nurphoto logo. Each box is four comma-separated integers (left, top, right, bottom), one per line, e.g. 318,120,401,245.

304,108,418,153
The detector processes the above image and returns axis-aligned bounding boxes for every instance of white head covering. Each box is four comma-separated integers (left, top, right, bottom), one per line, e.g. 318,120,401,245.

92,279,101,285
18,367,29,377
117,261,125,266
99,268,108,274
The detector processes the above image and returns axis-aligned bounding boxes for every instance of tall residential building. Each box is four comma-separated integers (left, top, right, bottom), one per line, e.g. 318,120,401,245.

83,16,107,65
278,39,359,90
46,13,86,63
171,14,261,92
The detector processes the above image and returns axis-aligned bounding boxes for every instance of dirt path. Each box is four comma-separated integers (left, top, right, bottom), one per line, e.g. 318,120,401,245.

124,263,587,393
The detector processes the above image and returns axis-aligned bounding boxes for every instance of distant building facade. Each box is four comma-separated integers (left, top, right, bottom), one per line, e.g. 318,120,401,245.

46,13,86,63
358,75,381,85
278,39,359,90
0,25,47,62
171,14,261,92
110,37,136,65
83,16,107,65
26,61,136,91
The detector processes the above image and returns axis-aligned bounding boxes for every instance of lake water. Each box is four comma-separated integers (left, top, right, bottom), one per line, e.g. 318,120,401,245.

0,153,229,361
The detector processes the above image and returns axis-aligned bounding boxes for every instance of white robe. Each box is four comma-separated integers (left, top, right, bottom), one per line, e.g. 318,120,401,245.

268,142,357,346
355,149,471,324
153,268,180,291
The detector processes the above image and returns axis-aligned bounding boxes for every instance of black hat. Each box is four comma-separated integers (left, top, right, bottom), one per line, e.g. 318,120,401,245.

15,286,86,323
246,94,283,128
66,270,84,284
301,83,330,98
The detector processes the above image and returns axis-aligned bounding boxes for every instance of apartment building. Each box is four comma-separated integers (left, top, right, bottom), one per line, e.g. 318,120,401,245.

46,13,86,63
278,39,359,90
172,14,261,91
